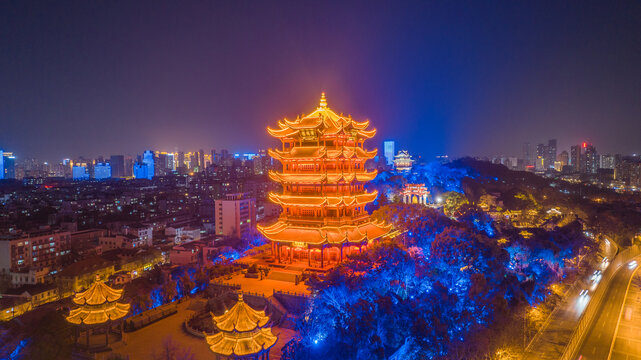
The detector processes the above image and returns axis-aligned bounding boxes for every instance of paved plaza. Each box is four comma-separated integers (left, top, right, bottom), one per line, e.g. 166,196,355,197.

220,272,310,296
105,297,297,360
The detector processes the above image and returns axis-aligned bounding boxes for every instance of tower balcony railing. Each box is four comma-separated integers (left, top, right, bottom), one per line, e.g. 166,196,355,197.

279,215,370,226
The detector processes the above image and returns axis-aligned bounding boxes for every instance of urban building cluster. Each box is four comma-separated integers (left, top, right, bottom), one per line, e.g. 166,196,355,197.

486,139,641,190
0,147,273,182
0,148,282,320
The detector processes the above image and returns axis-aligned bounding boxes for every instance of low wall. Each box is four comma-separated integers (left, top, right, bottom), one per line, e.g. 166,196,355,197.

124,302,178,332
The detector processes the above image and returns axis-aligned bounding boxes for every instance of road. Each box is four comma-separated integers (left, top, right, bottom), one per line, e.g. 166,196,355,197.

577,261,639,360
606,269,641,360
523,241,616,360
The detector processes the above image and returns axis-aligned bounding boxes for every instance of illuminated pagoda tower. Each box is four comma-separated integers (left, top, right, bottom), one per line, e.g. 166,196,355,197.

66,275,130,349
258,92,394,268
206,293,278,360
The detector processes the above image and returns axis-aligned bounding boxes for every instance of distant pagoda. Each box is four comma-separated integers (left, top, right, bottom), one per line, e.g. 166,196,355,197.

66,275,130,348
394,150,414,172
258,93,395,268
206,293,278,360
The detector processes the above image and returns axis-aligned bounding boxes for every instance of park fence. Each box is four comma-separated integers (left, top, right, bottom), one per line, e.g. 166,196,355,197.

560,245,641,360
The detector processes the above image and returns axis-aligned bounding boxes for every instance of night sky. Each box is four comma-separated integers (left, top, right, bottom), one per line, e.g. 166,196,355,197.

1,1,640,162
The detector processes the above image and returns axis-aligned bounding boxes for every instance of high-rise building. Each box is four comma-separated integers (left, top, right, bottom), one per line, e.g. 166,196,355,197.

199,149,205,171
570,145,581,172
0,149,4,180
383,140,395,166
258,93,394,267
124,156,134,177
94,163,111,180
177,152,185,169
581,142,598,174
215,193,257,239
546,139,557,170
109,155,125,178
143,150,154,179
600,154,616,169
522,142,532,167
72,165,89,180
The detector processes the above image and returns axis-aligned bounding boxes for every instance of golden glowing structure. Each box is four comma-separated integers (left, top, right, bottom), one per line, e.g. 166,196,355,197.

66,276,130,349
258,93,394,268
206,294,278,360
66,276,130,325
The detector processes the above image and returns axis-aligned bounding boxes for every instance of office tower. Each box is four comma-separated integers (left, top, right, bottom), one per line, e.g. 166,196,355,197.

522,142,531,166
0,149,3,180
177,152,185,169
72,165,89,180
167,153,175,171
124,156,134,177
570,145,581,172
143,150,154,178
157,152,168,175
109,155,125,178
384,140,395,166
600,154,616,169
546,139,557,169
199,149,205,171
215,193,257,239
582,143,598,174
94,163,112,180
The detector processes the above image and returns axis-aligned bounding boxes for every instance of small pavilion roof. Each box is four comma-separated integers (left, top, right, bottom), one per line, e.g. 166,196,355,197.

66,301,130,325
212,294,270,332
66,276,130,325
72,276,124,306
206,327,277,357
206,293,278,357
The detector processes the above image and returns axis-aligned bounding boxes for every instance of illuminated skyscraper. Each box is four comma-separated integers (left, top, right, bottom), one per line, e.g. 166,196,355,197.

2,152,16,179
143,150,154,179
0,149,3,180
72,165,89,180
133,163,148,179
258,93,394,268
94,163,111,180
383,140,395,166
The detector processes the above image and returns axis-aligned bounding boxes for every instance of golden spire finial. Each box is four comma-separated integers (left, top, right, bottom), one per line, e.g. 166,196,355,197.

319,92,327,108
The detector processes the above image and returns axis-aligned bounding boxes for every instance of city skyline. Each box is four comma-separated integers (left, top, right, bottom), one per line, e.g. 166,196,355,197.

2,1,641,161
